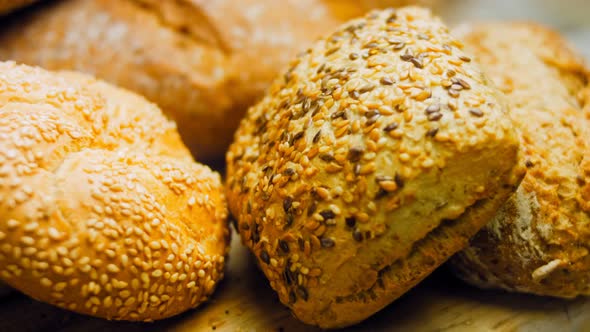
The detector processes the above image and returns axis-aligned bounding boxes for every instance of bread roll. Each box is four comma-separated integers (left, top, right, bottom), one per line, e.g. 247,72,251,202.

0,61,229,320
226,7,521,328
450,23,590,298
0,0,422,161
0,0,37,15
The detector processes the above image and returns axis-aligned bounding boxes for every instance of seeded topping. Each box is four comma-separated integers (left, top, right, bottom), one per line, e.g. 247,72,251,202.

380,76,394,85
320,237,336,248
469,108,484,117
279,240,290,253
0,63,229,321
226,7,517,323
261,250,271,264
425,103,441,114
426,128,439,137
428,112,443,121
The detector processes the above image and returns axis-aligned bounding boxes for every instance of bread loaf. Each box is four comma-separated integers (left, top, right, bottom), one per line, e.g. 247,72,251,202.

0,0,430,161
0,61,229,320
226,7,521,328
450,23,590,298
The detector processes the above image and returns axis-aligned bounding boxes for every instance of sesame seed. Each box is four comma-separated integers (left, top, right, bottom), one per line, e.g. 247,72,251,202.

279,240,290,253
459,55,472,62
410,57,424,69
319,210,336,220
380,77,394,85
348,146,364,162
260,250,270,264
320,237,335,248
425,104,440,114
386,12,397,23
469,108,484,117
428,113,443,121
283,196,293,212
400,51,413,61
448,89,460,98
352,229,363,242
107,264,120,274
383,122,399,132
426,128,439,137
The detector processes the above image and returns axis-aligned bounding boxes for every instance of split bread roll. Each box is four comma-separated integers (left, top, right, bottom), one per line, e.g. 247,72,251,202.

226,7,522,328
0,0,431,161
450,23,590,298
0,61,229,320
0,0,37,15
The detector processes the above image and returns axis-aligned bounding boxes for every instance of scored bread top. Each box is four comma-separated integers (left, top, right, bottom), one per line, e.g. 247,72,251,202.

0,62,229,320
227,7,520,327
451,22,590,298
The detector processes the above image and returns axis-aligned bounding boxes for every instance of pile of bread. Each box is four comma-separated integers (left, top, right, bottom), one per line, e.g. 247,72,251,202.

0,0,588,328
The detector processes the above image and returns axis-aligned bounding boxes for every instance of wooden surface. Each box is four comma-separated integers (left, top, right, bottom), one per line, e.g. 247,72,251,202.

1,234,590,332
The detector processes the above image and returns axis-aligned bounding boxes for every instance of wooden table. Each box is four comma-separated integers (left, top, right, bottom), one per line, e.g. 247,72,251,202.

1,235,589,332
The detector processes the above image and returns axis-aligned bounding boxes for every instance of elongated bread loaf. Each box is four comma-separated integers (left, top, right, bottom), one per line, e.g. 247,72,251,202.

0,0,434,160
450,22,590,298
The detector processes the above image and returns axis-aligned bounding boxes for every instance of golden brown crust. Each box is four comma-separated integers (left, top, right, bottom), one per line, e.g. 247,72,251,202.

0,61,229,321
0,0,37,15
450,22,590,298
355,0,441,11
0,0,389,160
226,7,521,328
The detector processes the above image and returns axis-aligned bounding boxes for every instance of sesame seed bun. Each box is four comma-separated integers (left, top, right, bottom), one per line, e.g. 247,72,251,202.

0,62,229,321
450,23,590,298
226,7,522,328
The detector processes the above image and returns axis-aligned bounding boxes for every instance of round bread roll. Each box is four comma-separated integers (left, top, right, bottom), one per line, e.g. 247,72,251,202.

0,0,37,15
0,61,229,320
226,7,522,328
0,0,442,161
450,23,590,298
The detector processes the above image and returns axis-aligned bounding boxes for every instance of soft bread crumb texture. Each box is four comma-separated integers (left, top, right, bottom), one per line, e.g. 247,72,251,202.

450,22,590,299
0,0,421,160
0,62,229,321
227,7,520,328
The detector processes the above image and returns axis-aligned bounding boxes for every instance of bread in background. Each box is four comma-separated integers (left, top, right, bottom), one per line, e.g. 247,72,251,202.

0,0,443,161
450,22,590,298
